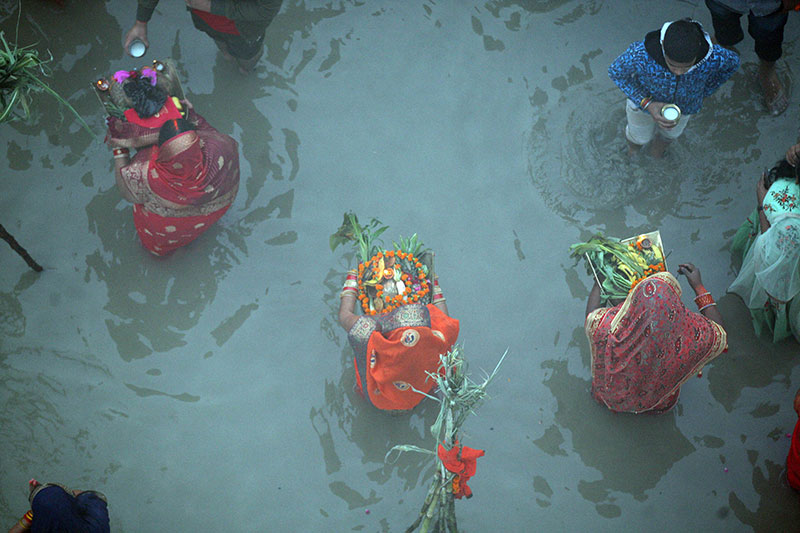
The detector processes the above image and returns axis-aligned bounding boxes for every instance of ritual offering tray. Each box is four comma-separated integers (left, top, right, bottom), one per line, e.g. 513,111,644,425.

331,212,435,315
357,246,434,315
91,58,184,119
570,230,667,302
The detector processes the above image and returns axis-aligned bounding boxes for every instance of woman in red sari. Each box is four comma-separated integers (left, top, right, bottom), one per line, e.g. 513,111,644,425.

338,272,458,412
584,264,727,413
105,72,239,255
110,117,239,255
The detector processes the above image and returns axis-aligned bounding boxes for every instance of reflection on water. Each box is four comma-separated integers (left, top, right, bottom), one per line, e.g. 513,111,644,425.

706,298,797,411
485,0,601,16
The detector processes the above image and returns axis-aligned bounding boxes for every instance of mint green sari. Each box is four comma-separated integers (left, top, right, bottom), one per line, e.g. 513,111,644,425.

730,178,800,343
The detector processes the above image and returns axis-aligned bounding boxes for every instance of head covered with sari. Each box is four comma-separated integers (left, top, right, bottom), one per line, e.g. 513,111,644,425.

349,303,459,410
585,272,727,414
146,118,239,207
28,483,110,533
730,214,800,308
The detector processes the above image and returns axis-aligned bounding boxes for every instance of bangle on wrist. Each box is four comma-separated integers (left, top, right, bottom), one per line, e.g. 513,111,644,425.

699,302,717,312
694,292,714,309
112,148,129,156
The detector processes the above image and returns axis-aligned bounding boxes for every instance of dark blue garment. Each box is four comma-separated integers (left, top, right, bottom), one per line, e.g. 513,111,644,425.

31,486,110,533
608,28,740,114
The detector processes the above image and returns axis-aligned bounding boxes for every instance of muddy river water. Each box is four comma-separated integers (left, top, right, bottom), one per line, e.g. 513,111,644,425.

1,1,799,530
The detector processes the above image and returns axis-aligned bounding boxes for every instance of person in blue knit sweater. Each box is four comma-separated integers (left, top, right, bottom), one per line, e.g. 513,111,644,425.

609,19,740,158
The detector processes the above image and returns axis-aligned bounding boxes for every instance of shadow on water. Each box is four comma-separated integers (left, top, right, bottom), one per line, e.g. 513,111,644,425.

728,453,800,529
705,297,797,412
309,260,441,510
527,57,764,234
536,327,695,517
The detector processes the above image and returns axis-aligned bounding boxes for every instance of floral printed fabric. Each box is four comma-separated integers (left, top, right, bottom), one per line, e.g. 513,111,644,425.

585,273,727,414
608,31,739,114
763,179,800,219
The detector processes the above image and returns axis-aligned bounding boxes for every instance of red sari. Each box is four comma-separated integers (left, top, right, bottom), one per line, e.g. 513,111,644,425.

114,112,239,255
788,418,800,490
585,272,727,414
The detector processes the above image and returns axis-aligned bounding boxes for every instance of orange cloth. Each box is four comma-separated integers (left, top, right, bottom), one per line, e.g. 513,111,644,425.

437,441,485,499
365,304,458,410
788,418,800,490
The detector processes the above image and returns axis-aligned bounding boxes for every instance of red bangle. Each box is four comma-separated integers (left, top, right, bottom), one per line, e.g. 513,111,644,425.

112,148,129,156
694,293,714,309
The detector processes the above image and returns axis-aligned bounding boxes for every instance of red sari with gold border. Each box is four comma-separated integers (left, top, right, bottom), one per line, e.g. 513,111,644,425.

115,111,239,255
585,272,727,413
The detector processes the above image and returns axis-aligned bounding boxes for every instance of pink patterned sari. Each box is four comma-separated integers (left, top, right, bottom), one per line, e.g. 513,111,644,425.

585,272,727,414
112,111,239,255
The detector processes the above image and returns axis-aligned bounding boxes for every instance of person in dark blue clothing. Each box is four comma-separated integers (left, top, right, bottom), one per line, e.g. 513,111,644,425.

609,19,740,158
704,0,797,116
8,480,110,533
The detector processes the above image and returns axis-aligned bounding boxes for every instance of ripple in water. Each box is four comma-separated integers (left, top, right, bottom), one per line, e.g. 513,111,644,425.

527,72,764,232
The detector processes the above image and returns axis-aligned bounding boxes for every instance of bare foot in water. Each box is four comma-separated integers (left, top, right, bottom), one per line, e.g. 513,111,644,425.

759,60,788,116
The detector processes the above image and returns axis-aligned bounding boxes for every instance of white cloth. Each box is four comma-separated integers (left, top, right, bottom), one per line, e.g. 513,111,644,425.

730,213,800,307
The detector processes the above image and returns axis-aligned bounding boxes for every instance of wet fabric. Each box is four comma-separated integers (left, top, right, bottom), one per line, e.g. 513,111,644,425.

348,303,459,410
116,112,240,256
191,9,239,35
136,0,283,44
190,10,263,60
729,197,800,342
788,417,800,490
585,272,727,414
29,485,110,533
132,203,230,255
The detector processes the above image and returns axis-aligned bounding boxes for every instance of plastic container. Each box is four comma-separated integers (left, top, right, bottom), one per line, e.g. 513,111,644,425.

128,39,147,58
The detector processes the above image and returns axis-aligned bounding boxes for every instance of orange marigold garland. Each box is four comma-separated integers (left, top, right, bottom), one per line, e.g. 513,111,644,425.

358,249,431,315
